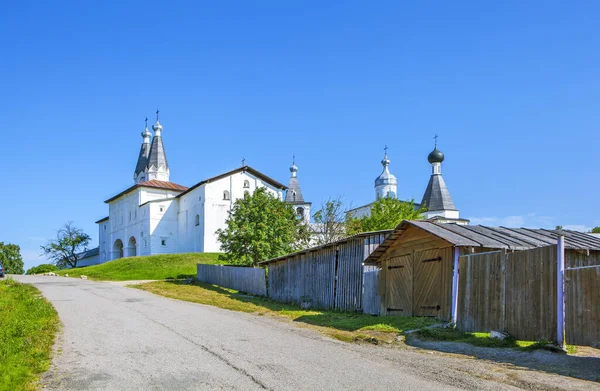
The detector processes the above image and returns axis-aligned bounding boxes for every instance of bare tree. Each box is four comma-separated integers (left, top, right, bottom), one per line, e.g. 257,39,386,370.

41,222,91,268
311,197,349,245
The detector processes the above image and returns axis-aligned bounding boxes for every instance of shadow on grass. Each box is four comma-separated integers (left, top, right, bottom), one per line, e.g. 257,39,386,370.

159,280,436,333
408,329,600,383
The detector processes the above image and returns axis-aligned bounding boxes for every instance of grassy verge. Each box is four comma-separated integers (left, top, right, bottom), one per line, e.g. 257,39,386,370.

0,278,60,391
56,253,225,281
133,280,437,343
414,327,577,353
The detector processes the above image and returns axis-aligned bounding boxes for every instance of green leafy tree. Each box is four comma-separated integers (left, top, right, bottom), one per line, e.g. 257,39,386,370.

0,242,24,274
346,197,426,235
591,226,600,233
216,188,309,266
555,225,563,230
311,197,348,245
26,263,59,275
41,222,91,268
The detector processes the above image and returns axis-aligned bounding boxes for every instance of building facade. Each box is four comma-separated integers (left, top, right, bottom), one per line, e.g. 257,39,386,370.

91,114,310,264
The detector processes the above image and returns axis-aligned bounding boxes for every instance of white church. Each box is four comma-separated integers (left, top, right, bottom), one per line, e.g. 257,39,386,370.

79,113,464,266
81,113,312,266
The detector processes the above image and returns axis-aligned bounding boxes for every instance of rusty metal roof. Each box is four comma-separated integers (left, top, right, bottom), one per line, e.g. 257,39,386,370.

364,220,600,264
105,180,188,203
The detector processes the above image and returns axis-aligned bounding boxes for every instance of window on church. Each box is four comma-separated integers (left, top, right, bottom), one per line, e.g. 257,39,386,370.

243,180,250,188
223,190,230,200
195,214,200,226
297,207,304,217
129,211,132,221
244,190,250,196
103,224,106,231
159,206,164,213
161,238,167,246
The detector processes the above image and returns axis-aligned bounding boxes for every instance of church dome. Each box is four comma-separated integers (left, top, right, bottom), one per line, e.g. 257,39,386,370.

374,154,397,187
152,120,163,132
427,148,444,164
290,163,298,174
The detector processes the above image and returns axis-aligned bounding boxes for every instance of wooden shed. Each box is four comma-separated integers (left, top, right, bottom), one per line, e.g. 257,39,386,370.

259,231,391,311
364,220,600,321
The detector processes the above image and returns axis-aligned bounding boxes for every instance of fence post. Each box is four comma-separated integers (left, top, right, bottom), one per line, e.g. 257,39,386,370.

451,246,460,325
557,236,565,348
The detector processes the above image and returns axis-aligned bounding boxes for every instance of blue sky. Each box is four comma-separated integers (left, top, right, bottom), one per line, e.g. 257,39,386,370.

2,1,599,270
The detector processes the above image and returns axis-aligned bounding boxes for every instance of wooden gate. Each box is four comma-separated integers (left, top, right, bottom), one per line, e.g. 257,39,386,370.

565,265,600,346
413,249,443,317
386,254,413,316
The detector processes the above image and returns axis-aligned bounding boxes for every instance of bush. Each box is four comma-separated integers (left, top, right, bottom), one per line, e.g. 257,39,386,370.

26,264,58,275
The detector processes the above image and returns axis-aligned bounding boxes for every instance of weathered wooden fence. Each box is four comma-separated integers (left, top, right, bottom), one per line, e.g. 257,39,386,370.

197,264,267,296
266,231,389,311
457,246,600,345
565,265,600,346
362,270,381,315
458,246,557,340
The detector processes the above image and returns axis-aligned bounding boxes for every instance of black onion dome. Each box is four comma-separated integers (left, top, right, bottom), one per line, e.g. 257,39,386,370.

428,148,444,164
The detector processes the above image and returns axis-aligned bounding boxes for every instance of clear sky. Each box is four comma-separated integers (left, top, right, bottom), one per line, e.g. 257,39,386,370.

2,1,599,270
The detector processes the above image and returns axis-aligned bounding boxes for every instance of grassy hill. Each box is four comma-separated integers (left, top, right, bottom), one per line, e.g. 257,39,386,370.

56,253,224,281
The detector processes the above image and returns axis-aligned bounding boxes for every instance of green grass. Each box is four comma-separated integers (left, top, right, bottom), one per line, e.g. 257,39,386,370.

415,327,577,353
133,280,437,343
0,278,60,391
57,253,225,281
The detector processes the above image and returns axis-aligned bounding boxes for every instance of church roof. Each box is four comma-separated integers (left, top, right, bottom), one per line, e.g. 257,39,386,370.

421,173,456,212
95,216,109,224
285,177,306,204
135,142,151,176
105,180,188,203
177,166,287,198
147,134,169,170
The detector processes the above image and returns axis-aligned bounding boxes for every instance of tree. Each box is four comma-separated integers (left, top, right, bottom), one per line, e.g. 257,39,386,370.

216,188,309,266
26,264,58,275
346,197,426,235
0,242,24,274
555,225,563,230
591,226,600,233
40,222,91,268
311,197,349,245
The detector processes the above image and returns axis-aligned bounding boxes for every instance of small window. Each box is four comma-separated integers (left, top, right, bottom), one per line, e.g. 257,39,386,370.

140,231,144,238
159,206,164,213
144,239,148,247
129,211,132,221
161,238,167,246
103,224,107,231
195,214,200,226
198,196,201,201
297,207,304,217
243,180,250,188
244,190,250,196
223,190,230,200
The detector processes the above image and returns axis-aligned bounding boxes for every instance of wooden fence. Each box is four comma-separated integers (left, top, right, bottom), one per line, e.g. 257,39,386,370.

565,265,600,346
267,232,389,311
362,270,381,315
457,246,600,346
458,246,558,340
197,264,267,296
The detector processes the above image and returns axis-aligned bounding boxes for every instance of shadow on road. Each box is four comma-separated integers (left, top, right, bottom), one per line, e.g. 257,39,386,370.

407,337,600,383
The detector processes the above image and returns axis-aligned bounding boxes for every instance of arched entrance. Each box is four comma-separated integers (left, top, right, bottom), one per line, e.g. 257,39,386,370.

127,236,137,257
113,239,124,260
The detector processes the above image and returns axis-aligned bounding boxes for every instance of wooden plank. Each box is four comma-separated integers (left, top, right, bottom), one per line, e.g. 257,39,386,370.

566,266,600,346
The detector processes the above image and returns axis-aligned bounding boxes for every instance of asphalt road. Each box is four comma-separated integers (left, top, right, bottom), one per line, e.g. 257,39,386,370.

13,275,598,391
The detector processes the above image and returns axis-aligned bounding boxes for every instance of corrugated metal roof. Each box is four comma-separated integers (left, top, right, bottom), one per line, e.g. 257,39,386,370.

259,230,393,265
364,221,600,264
